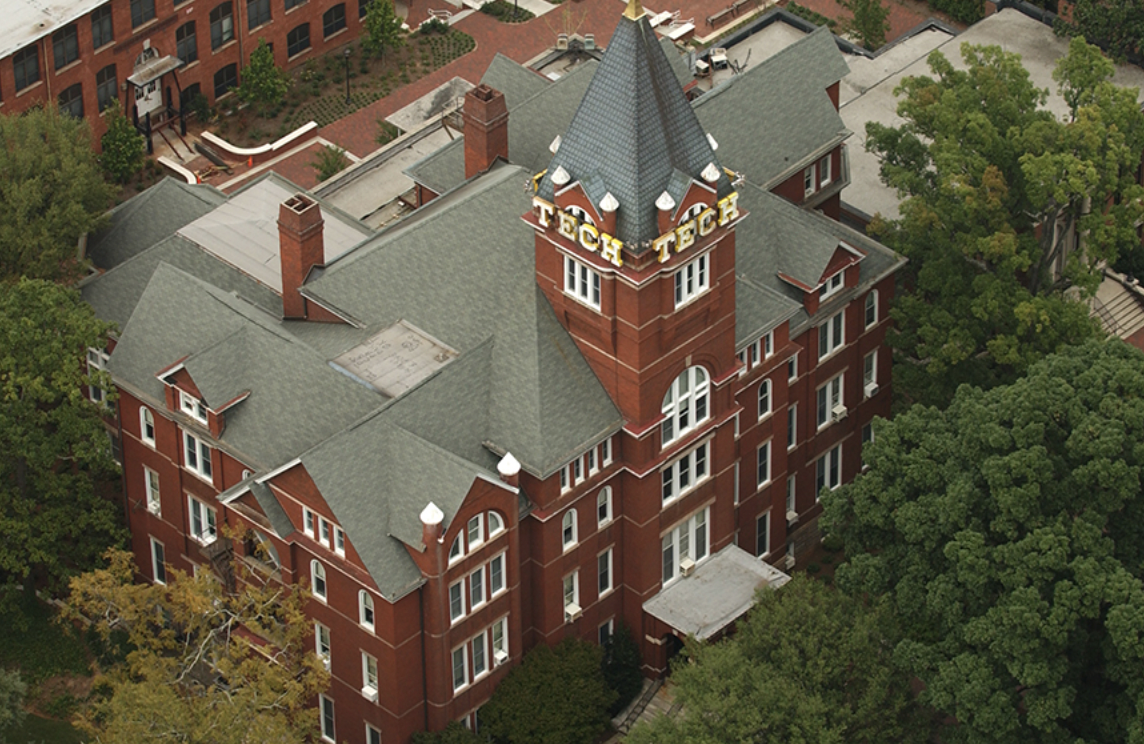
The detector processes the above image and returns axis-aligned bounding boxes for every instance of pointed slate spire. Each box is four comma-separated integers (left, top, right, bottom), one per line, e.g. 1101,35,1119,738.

537,8,731,250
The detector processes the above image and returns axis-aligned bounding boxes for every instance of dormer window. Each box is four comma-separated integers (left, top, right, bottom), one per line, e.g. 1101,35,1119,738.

818,271,844,299
179,390,208,424
679,202,707,223
449,511,506,565
565,206,595,226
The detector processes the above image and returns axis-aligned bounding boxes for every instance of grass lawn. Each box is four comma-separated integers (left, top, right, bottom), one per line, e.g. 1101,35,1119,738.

2,713,85,744
0,596,89,684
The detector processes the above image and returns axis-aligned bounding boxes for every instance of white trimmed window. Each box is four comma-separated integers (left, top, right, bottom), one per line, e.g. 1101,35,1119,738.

471,632,488,679
820,153,832,186
491,616,508,664
865,290,878,327
183,431,213,481
449,581,464,623
600,437,613,466
489,511,505,536
86,348,110,404
587,448,597,475
661,507,709,585
755,511,769,557
319,694,335,742
596,487,612,527
757,440,771,488
597,548,613,596
565,255,601,310
188,496,216,544
359,590,375,631
467,515,484,549
816,374,844,430
662,366,710,445
367,725,381,744
320,517,332,548
816,444,842,497
334,527,346,556
144,467,161,515
311,560,327,602
315,622,331,667
661,441,709,504
864,351,878,397
362,652,378,698
788,403,797,450
470,568,485,609
490,553,505,596
758,379,772,419
450,511,504,563
451,645,468,692
179,390,208,424
562,571,579,620
562,509,577,550
150,537,166,584
598,618,614,646
674,253,709,308
304,507,317,538
803,164,817,197
140,407,156,446
449,534,463,563
819,271,844,299
818,309,844,360
788,354,798,381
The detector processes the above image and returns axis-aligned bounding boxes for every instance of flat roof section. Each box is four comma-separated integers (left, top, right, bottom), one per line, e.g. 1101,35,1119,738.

332,321,458,398
1,0,105,60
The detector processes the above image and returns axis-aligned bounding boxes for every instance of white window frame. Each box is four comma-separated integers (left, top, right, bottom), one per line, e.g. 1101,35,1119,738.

597,547,613,598
816,373,844,430
315,622,331,664
562,571,579,616
598,617,614,646
864,351,878,396
596,487,613,527
788,402,797,450
680,202,707,222
788,354,798,382
865,290,878,328
816,444,842,498
674,252,710,308
661,441,709,504
319,694,335,743
564,255,602,310
560,466,569,493
490,553,505,596
179,390,208,424
188,495,216,545
362,651,378,698
803,164,817,197
488,511,505,537
367,724,382,744
820,153,832,186
818,309,845,360
757,440,771,488
470,568,485,609
491,616,508,662
449,580,464,624
661,366,710,446
471,632,488,680
303,507,316,538
320,517,332,548
449,534,463,564
311,560,327,602
758,379,772,419
140,406,156,446
86,348,110,404
586,448,597,475
334,526,346,556
144,466,161,515
756,511,769,558
183,431,213,482
151,537,166,584
359,590,375,631
561,509,578,551
661,507,710,586
600,437,613,466
452,644,469,692
818,271,844,299
566,205,595,225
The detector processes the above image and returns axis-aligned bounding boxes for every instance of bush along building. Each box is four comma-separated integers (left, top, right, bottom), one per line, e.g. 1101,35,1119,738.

80,1,903,741
0,0,370,147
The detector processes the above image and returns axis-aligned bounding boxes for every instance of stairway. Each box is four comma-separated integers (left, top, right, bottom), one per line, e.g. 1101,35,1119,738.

1092,272,1144,341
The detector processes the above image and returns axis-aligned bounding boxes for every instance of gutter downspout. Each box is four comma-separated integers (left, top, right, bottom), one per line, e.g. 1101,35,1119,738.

419,586,430,732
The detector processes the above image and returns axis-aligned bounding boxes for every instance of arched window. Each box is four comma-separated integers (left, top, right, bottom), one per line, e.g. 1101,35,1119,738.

758,379,772,419
661,366,709,445
311,560,327,602
359,590,375,630
596,487,612,526
488,511,505,536
562,510,577,550
140,407,155,446
679,202,708,222
448,535,463,564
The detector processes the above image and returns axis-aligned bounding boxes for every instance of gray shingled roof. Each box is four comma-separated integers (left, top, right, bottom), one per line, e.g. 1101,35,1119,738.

537,13,730,246
480,53,551,110
88,178,226,270
305,163,622,477
696,26,850,189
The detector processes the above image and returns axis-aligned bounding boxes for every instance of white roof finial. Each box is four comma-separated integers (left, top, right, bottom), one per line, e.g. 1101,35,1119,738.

497,452,521,478
599,192,618,213
551,166,571,186
420,502,444,525
707,133,719,151
656,191,676,211
702,162,721,183
549,135,562,154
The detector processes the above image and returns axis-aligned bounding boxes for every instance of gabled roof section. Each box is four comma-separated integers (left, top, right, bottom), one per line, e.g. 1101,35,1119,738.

481,53,551,110
182,327,255,411
88,178,226,270
537,12,730,245
696,26,849,189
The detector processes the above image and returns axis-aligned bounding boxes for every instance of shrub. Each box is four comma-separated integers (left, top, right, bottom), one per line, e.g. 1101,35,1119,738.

602,622,643,716
820,533,844,553
375,120,401,146
927,0,984,24
786,2,837,29
411,721,478,744
420,17,449,34
311,145,350,182
479,0,535,22
99,101,146,184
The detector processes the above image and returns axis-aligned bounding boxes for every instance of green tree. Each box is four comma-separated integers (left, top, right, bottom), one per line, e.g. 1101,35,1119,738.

411,721,478,744
0,105,114,281
823,339,1144,744
235,40,290,111
99,100,146,184
626,576,932,744
64,549,329,744
480,639,615,744
865,40,1144,407
602,621,643,716
836,0,891,50
362,0,405,63
0,668,27,741
312,145,350,182
0,280,123,617
1055,0,1144,62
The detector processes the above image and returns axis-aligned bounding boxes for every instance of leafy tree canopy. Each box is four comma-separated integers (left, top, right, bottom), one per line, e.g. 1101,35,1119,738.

0,279,122,614
626,575,932,744
64,549,329,744
100,100,146,185
0,106,114,281
480,638,615,744
362,0,405,62
837,0,891,51
236,40,290,110
866,39,1144,407
1055,0,1144,62
0,667,27,737
823,339,1144,744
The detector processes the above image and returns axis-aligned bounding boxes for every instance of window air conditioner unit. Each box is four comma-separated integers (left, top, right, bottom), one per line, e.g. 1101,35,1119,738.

864,382,879,398
679,557,697,577
361,686,378,703
494,649,509,666
565,602,582,622
148,502,161,516
322,656,331,672
786,510,798,523
831,403,848,422
784,554,796,570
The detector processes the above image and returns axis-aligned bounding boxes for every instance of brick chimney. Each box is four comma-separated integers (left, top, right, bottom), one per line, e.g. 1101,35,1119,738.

278,194,324,319
463,84,509,179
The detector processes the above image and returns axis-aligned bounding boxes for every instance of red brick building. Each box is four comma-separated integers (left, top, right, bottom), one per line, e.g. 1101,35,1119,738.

81,6,901,743
1,0,370,145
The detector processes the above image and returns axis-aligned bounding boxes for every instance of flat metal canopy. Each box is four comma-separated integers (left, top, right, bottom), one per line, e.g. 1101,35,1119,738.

128,55,183,86
643,544,790,639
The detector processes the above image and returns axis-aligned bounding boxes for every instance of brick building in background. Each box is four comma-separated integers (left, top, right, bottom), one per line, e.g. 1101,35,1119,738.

1,0,369,145
79,3,903,741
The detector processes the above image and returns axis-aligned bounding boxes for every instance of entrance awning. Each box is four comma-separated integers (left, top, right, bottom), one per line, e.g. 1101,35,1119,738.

643,545,790,639
128,55,183,86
